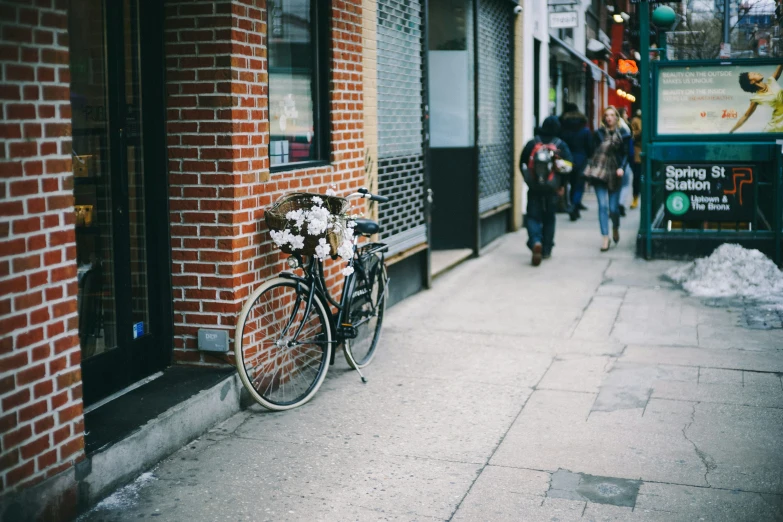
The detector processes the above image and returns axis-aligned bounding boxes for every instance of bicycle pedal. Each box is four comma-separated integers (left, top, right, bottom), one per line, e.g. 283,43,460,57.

338,323,357,339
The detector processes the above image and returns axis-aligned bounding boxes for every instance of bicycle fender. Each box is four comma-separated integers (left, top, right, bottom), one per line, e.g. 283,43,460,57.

278,271,307,283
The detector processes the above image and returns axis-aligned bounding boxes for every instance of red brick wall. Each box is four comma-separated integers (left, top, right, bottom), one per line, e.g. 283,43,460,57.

0,0,85,495
165,0,365,364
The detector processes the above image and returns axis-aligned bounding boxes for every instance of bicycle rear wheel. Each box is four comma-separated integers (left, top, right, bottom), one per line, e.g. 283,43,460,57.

344,253,387,369
235,278,332,411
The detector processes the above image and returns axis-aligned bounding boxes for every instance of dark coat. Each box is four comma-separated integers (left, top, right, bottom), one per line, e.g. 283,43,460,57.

559,111,592,171
520,134,574,195
592,126,631,172
588,126,631,191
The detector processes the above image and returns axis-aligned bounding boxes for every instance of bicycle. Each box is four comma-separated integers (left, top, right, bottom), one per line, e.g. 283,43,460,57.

234,188,390,411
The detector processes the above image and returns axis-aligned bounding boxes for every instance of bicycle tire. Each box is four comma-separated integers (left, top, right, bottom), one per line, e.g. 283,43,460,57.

344,254,387,369
235,277,332,411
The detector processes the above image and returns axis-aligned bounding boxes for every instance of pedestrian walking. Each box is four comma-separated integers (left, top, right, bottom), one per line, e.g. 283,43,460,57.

559,103,592,221
584,106,631,252
630,109,642,209
520,116,573,266
617,107,633,217
617,107,631,131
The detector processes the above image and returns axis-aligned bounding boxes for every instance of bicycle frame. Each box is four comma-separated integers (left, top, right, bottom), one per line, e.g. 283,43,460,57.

279,242,388,364
236,188,392,409
339,243,389,329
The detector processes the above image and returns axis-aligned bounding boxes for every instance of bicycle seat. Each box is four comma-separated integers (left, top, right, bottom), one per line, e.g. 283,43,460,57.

353,218,379,236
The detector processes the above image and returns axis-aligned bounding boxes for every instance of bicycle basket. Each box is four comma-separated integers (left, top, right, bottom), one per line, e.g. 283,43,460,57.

264,192,349,256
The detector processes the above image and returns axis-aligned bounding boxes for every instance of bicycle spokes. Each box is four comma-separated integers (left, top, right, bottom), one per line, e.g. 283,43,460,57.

238,281,330,408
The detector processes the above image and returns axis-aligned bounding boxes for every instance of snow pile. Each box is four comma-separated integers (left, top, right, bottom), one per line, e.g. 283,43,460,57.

666,244,783,300
92,472,156,511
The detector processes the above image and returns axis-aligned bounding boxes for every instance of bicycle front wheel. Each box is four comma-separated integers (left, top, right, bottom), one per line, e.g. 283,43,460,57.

235,278,332,411
344,254,387,369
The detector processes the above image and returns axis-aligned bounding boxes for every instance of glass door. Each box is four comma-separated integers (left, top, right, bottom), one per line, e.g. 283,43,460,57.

69,0,170,406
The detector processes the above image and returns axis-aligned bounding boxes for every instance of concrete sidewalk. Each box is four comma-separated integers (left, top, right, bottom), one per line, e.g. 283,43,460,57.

80,205,783,522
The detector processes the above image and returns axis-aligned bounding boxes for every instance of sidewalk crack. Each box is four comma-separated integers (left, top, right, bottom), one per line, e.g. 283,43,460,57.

607,286,627,338
641,389,653,417
569,260,613,339
757,492,783,519
446,357,556,521
682,402,715,488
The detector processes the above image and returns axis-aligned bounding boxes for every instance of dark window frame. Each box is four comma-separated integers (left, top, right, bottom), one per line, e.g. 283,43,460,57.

268,0,331,173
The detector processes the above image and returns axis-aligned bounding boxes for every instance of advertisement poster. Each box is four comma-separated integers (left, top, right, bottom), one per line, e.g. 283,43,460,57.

657,64,783,135
663,164,755,221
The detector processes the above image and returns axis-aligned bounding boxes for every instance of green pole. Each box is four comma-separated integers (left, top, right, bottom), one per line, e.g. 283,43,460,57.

640,0,652,259
777,151,782,265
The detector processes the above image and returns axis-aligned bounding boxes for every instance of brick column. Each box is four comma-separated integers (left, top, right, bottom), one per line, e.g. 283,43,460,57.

165,0,366,364
0,0,84,498
363,0,379,225
164,0,265,362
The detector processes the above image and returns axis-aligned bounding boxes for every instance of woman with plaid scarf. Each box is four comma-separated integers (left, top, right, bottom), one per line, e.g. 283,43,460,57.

585,106,631,252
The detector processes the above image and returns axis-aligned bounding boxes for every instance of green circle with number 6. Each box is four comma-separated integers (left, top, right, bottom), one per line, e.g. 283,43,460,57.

666,192,690,215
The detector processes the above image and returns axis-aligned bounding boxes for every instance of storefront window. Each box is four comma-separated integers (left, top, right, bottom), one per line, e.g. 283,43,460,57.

268,0,324,167
428,0,475,148
69,0,153,359
69,0,117,357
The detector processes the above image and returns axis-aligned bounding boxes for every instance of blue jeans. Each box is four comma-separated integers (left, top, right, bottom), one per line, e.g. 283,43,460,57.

595,185,620,236
526,194,557,255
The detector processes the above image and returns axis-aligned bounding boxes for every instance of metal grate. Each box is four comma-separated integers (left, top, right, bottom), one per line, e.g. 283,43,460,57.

477,0,513,214
377,0,426,251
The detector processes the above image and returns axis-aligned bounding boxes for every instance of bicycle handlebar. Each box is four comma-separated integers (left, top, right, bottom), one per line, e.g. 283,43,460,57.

347,188,389,203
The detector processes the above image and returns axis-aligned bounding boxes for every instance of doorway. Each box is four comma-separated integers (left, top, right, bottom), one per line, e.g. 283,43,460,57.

427,0,477,275
68,0,171,406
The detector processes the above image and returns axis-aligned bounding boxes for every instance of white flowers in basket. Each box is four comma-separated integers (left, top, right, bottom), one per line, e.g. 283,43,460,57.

269,190,357,277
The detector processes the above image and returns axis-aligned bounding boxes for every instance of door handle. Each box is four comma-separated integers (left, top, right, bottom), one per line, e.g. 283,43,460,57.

117,127,129,207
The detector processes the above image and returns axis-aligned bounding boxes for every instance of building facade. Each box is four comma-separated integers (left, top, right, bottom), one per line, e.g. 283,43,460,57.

546,0,623,128
0,0,526,518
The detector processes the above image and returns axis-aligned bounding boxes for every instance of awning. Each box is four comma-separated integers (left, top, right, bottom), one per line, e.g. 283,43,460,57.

550,34,616,89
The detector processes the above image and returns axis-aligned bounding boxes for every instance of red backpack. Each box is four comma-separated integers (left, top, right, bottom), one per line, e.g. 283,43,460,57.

526,137,562,192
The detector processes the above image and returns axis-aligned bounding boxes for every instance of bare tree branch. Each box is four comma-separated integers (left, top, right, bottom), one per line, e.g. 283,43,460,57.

665,0,776,59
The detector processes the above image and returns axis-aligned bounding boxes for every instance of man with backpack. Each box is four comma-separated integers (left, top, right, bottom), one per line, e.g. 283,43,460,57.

520,116,573,266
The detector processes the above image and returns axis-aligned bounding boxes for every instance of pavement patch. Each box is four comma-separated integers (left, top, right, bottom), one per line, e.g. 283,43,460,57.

547,469,641,508
742,303,783,330
702,297,783,330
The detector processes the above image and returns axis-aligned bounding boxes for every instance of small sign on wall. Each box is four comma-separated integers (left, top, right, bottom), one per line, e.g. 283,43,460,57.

133,322,144,339
549,11,578,29
198,329,229,353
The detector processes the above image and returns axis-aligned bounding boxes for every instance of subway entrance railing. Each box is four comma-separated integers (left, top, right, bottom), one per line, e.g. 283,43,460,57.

636,1,783,265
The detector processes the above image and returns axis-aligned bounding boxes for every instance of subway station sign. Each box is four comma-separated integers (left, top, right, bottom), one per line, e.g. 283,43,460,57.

663,164,755,221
